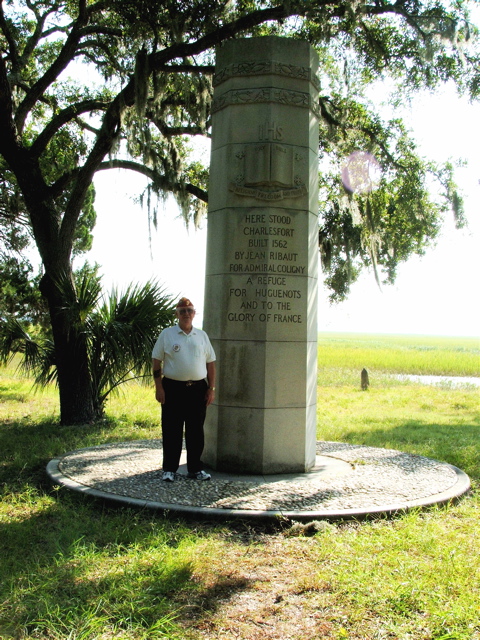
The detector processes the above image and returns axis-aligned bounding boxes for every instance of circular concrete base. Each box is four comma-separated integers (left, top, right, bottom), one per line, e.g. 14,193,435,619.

46,440,470,521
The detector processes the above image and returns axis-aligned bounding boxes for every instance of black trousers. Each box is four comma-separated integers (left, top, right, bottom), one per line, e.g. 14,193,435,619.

161,377,208,473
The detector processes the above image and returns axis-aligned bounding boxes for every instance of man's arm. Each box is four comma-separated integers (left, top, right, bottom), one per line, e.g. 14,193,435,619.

153,358,165,404
206,361,216,407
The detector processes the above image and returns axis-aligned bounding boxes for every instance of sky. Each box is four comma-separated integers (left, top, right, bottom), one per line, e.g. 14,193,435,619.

85,82,480,339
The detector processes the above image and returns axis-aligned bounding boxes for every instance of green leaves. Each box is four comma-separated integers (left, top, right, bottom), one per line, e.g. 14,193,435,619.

317,102,457,302
0,271,176,417
84,278,176,413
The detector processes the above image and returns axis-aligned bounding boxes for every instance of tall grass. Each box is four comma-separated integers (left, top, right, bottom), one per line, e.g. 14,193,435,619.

1,334,479,639
318,332,480,376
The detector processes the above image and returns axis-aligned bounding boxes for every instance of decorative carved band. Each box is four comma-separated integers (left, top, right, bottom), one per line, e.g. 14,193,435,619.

229,183,307,201
212,87,320,119
214,60,321,91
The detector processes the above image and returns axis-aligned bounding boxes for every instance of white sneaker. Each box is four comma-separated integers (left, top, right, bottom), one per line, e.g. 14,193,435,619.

188,470,211,481
161,471,175,482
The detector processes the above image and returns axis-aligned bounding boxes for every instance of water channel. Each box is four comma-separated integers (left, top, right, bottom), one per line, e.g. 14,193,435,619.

396,374,480,388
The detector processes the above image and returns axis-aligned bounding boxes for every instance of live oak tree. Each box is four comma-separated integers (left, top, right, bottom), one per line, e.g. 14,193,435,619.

0,161,95,326
0,170,41,323
0,0,478,424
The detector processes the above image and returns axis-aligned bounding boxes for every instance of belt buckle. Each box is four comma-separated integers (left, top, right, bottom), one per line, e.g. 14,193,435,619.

186,381,193,387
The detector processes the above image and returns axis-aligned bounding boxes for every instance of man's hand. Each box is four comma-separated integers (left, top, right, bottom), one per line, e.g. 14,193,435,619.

153,359,164,404
156,386,165,404
206,361,216,407
206,388,215,406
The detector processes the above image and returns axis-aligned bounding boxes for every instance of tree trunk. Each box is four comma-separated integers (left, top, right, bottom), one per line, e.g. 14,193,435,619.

41,273,97,425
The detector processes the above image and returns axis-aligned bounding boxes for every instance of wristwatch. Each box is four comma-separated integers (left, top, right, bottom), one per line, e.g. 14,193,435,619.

209,386,215,391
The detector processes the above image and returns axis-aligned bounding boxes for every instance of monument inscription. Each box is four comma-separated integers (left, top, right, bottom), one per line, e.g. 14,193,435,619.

226,211,305,327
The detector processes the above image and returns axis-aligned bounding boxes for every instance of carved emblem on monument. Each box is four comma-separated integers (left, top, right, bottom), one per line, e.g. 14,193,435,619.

230,143,306,201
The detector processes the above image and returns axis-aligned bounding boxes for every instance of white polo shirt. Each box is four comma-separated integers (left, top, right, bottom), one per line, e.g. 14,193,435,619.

152,325,216,381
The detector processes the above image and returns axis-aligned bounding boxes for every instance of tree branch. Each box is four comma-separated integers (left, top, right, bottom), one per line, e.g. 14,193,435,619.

164,64,215,75
0,2,20,71
147,1,321,70
147,110,211,138
15,29,85,132
96,159,208,203
0,54,20,159
13,0,118,133
21,1,62,69
31,99,110,156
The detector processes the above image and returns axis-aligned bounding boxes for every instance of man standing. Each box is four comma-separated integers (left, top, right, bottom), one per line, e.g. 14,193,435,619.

152,297,216,482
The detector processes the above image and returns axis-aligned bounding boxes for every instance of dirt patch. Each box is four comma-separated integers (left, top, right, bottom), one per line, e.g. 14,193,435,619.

175,530,352,639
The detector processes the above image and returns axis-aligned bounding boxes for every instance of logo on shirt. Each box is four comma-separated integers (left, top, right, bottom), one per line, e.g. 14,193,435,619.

173,344,181,352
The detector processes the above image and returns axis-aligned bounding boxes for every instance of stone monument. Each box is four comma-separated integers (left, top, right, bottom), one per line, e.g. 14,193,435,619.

203,37,319,474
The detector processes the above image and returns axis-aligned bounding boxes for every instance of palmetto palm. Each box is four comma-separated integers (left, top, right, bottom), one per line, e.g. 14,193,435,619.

0,274,176,419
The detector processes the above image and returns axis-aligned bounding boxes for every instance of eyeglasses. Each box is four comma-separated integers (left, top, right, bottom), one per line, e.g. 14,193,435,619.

178,308,195,315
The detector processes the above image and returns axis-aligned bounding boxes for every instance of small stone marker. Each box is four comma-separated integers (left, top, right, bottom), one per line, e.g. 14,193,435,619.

361,368,370,390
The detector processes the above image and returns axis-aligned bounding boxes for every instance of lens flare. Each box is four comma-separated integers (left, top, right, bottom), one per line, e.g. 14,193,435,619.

341,151,382,194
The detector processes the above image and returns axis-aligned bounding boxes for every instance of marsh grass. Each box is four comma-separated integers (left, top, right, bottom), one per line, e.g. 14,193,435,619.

318,332,480,376
1,334,479,639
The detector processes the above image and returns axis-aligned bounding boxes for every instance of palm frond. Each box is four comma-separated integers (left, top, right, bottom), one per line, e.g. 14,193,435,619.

2,278,176,415
0,316,56,384
83,279,176,407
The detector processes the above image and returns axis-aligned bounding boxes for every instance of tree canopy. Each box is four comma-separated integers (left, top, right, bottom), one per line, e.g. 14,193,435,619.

0,0,478,423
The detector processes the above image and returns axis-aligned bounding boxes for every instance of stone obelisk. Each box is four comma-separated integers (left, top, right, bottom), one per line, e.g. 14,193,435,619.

203,37,319,474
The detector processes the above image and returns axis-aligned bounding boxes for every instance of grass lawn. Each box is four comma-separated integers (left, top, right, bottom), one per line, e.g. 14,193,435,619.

1,334,479,639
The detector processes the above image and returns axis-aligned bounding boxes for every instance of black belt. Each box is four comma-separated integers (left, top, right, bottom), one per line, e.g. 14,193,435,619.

164,378,204,387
